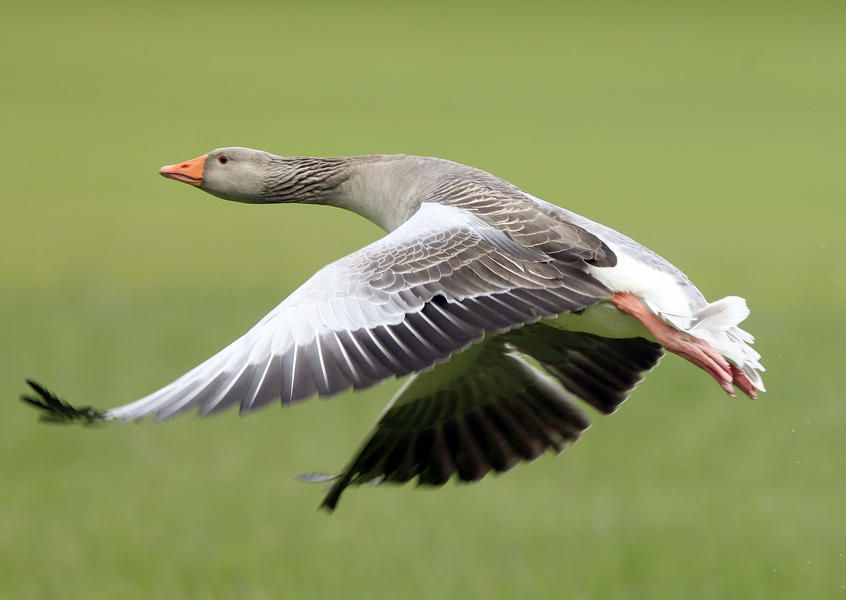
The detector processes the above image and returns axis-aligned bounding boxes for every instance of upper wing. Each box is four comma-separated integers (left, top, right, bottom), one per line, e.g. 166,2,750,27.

433,177,616,268
318,326,664,510
106,202,614,421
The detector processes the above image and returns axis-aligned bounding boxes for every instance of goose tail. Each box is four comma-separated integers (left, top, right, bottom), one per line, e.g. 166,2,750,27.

688,296,765,392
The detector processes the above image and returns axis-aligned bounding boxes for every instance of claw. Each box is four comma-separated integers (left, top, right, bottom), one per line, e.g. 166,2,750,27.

730,364,758,399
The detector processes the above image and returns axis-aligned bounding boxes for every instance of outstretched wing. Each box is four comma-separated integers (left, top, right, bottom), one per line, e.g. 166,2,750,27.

106,202,615,421
318,326,663,510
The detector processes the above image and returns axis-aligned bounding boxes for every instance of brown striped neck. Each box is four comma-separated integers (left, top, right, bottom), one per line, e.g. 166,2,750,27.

201,148,462,232
257,156,352,205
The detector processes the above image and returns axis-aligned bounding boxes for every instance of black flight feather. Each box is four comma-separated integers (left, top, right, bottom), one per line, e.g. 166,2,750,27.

20,379,105,425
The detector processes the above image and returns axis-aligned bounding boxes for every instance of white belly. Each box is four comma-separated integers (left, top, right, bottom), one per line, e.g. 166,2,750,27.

587,242,698,330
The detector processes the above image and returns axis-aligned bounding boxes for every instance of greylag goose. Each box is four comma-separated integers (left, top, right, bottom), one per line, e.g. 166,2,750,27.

23,147,764,510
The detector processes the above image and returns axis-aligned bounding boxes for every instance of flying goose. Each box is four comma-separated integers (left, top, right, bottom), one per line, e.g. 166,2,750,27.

23,148,765,510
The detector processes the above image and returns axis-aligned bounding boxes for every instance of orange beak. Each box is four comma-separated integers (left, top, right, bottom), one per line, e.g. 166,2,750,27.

159,154,207,187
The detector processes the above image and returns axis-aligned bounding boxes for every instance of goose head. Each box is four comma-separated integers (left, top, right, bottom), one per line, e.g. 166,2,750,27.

159,147,279,203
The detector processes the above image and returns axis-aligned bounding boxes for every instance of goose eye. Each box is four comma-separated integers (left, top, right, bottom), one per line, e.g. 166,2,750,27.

217,155,229,165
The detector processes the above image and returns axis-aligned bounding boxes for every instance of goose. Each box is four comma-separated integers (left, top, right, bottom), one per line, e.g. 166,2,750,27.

22,147,765,510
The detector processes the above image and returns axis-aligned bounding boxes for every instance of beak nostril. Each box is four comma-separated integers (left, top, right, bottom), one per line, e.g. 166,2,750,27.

180,163,190,168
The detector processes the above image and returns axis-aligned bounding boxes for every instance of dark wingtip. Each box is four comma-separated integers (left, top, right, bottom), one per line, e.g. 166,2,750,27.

318,476,352,513
20,379,106,425
319,493,340,513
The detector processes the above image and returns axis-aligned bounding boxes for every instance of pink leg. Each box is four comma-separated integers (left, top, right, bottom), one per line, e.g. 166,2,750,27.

611,292,750,397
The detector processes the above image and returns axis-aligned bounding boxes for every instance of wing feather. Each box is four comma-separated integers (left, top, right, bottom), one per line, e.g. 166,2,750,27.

317,328,663,510
105,202,614,422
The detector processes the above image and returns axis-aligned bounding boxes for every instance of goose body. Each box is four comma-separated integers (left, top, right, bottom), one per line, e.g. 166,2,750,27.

23,148,764,509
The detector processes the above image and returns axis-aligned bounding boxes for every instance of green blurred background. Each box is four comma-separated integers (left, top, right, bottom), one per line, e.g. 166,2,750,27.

2,1,844,598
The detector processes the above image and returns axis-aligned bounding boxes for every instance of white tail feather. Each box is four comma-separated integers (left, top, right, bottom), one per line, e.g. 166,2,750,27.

690,296,749,334
685,296,765,392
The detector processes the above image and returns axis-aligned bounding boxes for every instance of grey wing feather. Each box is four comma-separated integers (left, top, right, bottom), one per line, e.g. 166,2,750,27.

106,202,615,422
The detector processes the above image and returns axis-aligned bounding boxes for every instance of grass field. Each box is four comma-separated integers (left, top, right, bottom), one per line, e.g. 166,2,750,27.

2,2,845,597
